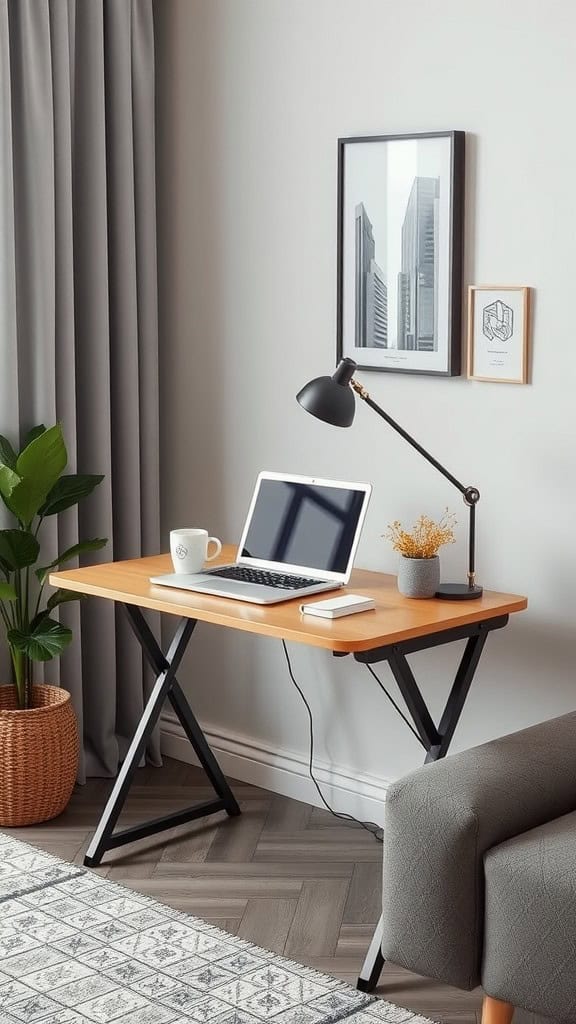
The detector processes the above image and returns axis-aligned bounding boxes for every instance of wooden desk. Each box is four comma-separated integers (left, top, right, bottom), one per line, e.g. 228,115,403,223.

52,547,526,653
51,548,527,991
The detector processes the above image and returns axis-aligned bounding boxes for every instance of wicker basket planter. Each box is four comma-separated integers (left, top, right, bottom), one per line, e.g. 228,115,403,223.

0,684,79,827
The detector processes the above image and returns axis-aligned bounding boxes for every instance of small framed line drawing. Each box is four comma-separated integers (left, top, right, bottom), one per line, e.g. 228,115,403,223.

467,286,530,384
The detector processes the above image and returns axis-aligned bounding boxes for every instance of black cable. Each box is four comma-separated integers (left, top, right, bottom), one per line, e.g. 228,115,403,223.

364,664,427,750
281,640,383,843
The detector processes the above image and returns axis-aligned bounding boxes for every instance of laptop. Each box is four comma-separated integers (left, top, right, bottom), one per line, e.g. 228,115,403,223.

150,471,372,605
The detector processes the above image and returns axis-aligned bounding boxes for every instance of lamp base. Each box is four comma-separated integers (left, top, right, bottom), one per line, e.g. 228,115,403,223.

435,583,483,600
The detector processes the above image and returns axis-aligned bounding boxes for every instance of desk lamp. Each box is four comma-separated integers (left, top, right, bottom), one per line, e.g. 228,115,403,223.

297,357,482,599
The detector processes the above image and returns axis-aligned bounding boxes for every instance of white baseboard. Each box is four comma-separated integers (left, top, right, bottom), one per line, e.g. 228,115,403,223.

160,712,390,826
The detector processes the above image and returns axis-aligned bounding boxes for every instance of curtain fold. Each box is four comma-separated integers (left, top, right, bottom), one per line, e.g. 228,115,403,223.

0,0,161,782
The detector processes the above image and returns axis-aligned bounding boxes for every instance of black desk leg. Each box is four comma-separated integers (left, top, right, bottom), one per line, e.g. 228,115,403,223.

357,627,491,993
425,631,488,762
357,919,386,995
84,606,240,868
169,680,242,811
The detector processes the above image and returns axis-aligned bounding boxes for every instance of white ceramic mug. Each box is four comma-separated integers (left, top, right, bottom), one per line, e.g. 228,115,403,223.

170,529,222,574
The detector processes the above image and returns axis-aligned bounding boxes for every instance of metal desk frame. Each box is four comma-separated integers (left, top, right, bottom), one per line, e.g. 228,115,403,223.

353,613,508,991
83,603,507,996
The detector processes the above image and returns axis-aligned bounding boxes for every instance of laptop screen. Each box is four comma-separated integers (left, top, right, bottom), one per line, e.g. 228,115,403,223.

239,475,370,576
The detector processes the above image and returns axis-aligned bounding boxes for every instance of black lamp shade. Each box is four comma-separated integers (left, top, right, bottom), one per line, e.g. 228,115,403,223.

296,357,357,427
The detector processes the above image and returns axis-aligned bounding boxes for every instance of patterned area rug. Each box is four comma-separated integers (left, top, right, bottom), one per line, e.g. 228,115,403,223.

0,833,431,1024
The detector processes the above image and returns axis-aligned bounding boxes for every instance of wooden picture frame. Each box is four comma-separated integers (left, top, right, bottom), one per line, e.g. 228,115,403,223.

336,131,465,376
467,286,530,384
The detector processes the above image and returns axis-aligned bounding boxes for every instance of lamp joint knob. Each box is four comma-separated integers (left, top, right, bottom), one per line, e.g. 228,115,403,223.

464,486,480,505
351,378,370,401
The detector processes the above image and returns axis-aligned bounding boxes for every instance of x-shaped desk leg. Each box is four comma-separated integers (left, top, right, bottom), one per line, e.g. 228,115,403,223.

356,620,502,992
84,605,240,868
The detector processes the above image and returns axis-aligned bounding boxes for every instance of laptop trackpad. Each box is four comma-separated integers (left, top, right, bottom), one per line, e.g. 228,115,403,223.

186,578,250,595
150,573,220,590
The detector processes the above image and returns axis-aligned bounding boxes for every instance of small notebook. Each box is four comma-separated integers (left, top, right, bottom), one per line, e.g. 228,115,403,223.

299,594,376,619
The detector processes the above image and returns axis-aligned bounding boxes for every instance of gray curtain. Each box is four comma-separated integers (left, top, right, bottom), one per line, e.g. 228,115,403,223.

0,0,161,782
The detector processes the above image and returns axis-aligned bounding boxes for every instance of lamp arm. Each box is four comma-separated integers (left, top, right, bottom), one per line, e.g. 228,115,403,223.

352,379,470,496
351,379,480,588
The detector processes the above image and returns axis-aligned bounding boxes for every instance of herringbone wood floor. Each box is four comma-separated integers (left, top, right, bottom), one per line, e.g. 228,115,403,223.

6,758,482,1023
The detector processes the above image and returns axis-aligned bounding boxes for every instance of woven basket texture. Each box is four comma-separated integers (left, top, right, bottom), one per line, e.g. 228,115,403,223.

0,683,79,826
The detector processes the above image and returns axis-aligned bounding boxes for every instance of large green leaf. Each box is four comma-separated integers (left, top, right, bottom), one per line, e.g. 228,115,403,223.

20,424,47,451
39,474,104,516
0,530,40,570
0,582,17,601
0,435,17,470
0,464,21,502
8,617,73,662
36,537,107,584
17,423,65,478
45,589,84,614
9,424,67,525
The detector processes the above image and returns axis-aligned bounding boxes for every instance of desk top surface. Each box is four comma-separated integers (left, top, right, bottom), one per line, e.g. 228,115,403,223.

50,547,527,653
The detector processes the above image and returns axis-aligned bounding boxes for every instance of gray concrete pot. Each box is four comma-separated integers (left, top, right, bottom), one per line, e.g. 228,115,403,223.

397,554,440,599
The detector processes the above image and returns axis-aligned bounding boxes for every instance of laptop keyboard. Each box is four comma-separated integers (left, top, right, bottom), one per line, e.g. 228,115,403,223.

207,566,321,590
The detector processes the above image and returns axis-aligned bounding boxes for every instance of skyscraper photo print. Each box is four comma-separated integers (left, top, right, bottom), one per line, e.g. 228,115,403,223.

337,131,464,375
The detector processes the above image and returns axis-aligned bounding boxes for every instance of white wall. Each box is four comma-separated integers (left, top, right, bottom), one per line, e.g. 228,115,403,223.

155,0,576,820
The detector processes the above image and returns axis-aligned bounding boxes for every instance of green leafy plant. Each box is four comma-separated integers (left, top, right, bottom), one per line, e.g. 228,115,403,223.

0,424,106,709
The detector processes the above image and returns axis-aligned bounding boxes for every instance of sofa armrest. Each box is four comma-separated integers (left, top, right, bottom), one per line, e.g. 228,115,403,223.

381,711,576,991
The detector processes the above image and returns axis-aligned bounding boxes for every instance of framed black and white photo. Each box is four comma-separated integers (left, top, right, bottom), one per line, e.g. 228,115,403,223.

337,131,465,376
467,286,530,383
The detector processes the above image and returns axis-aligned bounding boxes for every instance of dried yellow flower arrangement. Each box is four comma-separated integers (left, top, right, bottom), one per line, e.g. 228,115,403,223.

386,509,457,559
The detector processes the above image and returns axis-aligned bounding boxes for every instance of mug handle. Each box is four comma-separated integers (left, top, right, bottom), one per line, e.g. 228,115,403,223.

206,537,222,561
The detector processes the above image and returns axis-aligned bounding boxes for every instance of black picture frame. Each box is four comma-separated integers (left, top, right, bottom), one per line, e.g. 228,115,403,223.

336,131,465,376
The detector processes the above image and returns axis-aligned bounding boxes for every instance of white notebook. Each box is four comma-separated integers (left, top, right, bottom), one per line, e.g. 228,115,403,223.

299,594,376,619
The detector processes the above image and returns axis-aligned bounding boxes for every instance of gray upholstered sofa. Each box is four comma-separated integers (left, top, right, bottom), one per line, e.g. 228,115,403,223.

380,712,576,1024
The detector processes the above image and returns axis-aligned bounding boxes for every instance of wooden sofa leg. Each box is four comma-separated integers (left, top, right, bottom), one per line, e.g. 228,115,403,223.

482,996,515,1024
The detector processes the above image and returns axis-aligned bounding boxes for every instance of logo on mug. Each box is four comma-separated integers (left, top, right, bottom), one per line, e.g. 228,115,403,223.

175,543,188,559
